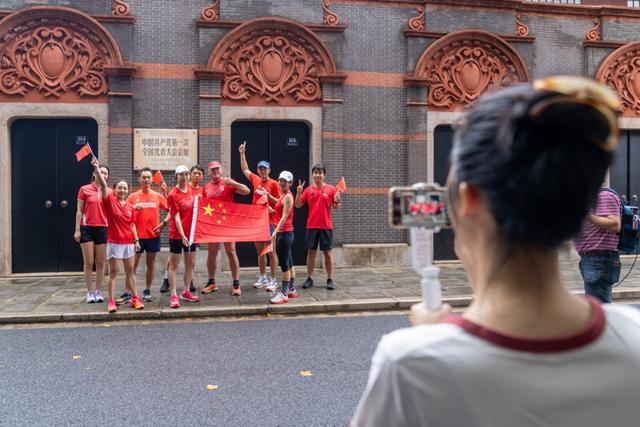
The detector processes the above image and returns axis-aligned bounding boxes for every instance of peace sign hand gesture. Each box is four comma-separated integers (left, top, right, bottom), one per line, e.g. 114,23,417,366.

297,180,305,194
239,141,246,154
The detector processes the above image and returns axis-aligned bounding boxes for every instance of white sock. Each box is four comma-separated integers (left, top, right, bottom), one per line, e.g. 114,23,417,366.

164,270,168,279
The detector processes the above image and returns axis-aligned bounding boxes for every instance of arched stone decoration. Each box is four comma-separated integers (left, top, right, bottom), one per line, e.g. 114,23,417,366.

596,42,640,117
204,17,343,106
410,30,529,110
0,6,125,102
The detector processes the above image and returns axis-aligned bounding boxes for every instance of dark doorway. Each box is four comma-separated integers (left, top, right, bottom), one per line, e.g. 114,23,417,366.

230,121,310,266
611,131,640,204
433,124,457,261
12,118,98,273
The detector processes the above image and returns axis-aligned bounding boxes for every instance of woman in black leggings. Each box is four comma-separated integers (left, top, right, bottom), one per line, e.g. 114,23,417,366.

270,171,296,304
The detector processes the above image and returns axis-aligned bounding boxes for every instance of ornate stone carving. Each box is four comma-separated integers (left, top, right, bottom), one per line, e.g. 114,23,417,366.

112,0,130,16
206,18,341,105
223,35,321,103
587,18,601,42
201,0,220,22
596,42,640,116
515,12,529,37
0,6,124,101
412,31,529,109
409,6,425,32
323,0,339,26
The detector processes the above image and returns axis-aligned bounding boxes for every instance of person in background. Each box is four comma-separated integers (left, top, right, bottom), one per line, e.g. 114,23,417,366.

268,171,296,304
352,77,640,426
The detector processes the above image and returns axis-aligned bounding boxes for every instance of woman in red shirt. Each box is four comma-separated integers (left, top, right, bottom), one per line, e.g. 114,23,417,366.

91,157,144,313
269,171,296,304
75,161,110,304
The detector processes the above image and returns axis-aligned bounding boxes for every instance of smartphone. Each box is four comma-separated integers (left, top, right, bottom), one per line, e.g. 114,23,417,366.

389,183,450,229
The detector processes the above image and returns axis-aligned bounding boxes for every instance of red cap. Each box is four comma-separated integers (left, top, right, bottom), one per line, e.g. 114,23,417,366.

208,161,222,169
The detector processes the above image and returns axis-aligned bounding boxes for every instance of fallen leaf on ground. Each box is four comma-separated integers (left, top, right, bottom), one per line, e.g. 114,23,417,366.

206,384,219,391
72,355,82,360
299,370,314,377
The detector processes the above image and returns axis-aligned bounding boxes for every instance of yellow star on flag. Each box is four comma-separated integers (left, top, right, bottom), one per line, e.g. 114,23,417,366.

202,203,214,216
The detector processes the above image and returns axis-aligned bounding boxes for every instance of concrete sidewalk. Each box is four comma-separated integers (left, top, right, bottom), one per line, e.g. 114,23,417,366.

1,258,639,324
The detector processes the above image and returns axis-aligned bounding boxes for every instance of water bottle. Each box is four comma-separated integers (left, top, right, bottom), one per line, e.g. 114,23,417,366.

420,266,442,311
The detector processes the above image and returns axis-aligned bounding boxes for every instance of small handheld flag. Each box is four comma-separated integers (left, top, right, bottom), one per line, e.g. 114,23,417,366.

75,144,92,162
152,170,164,185
336,177,347,193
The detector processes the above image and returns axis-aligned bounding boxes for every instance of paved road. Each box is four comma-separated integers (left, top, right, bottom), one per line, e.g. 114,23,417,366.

0,314,409,427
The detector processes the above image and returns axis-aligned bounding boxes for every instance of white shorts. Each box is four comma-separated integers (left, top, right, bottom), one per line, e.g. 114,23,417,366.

107,243,136,260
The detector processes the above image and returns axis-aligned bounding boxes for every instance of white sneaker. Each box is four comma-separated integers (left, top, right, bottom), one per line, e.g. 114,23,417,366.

86,291,96,303
253,276,269,289
265,279,278,293
94,290,104,303
270,292,289,304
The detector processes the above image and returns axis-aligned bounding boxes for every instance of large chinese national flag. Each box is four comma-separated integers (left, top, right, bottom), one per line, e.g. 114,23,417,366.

190,196,270,244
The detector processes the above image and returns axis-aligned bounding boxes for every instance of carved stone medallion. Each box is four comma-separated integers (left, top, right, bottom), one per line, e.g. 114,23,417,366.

596,42,640,116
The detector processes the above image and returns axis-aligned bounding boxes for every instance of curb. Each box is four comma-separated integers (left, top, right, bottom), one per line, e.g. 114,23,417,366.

0,289,637,325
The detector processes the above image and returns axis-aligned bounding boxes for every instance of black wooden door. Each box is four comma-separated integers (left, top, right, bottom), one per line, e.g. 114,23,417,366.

433,124,457,261
611,131,640,204
231,121,309,266
11,118,98,273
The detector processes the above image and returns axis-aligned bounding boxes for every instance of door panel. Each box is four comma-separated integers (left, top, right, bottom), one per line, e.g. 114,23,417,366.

433,125,457,261
57,120,98,271
629,132,640,204
12,120,58,272
610,132,628,200
231,121,310,267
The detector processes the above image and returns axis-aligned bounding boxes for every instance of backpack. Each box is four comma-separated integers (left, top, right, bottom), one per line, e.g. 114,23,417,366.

601,188,640,254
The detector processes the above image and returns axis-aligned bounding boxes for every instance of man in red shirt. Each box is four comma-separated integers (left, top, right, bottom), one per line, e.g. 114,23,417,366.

127,167,169,302
239,142,281,289
201,161,250,296
295,164,341,290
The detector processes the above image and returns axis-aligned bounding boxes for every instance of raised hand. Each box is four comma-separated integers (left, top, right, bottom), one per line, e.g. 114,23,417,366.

297,180,305,194
90,156,99,169
239,141,247,154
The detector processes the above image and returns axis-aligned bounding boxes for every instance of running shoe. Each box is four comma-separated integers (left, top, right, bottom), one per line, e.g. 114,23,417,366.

107,298,117,313
180,289,200,302
201,280,218,294
326,279,335,290
94,290,104,303
232,285,241,296
85,291,96,304
302,277,314,289
270,292,289,304
265,281,277,293
130,295,145,310
169,294,180,309
159,278,169,293
287,286,298,299
142,289,153,302
189,280,196,293
253,276,269,289
116,292,131,305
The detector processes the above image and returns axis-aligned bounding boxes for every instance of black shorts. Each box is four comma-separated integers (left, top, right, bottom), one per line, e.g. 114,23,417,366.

169,239,197,254
305,229,333,251
137,237,161,253
80,226,107,245
276,232,294,272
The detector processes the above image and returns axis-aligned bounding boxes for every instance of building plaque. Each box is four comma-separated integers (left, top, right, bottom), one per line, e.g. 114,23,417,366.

134,128,198,170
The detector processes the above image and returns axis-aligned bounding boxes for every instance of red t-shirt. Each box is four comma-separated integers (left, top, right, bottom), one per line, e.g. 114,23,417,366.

127,190,168,239
167,186,195,240
203,180,236,202
189,184,203,198
104,193,136,244
249,173,281,225
300,184,337,229
275,193,294,232
77,183,109,227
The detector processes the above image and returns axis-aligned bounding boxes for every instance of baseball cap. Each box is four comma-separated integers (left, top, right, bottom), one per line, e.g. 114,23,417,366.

278,170,293,182
175,165,189,175
208,161,222,169
257,160,270,169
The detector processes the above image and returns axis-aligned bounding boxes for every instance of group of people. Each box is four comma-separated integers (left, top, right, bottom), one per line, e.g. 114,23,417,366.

74,143,341,312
